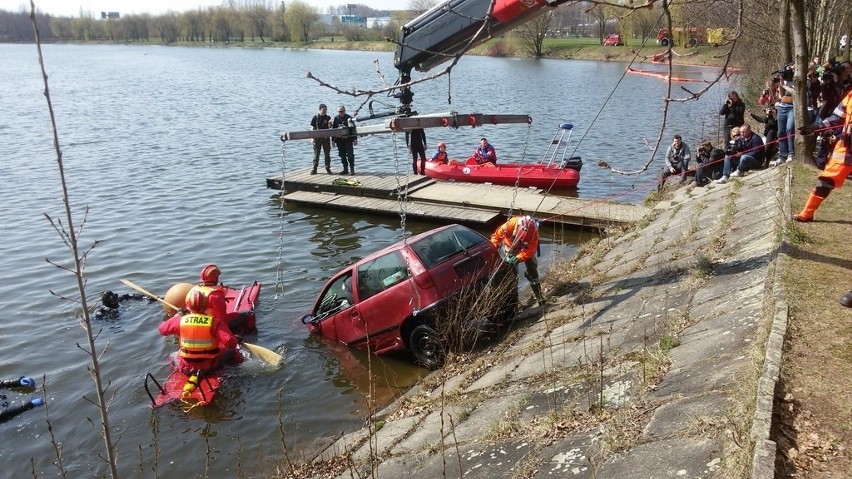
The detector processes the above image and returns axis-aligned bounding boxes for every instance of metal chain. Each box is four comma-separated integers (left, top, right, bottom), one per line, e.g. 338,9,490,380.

508,121,533,215
274,142,288,299
391,132,408,238
390,132,423,311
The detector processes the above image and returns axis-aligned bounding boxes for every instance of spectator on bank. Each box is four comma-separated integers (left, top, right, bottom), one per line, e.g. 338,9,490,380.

694,141,725,187
776,65,796,164
719,91,746,144
749,106,778,166
714,124,765,184
658,134,692,189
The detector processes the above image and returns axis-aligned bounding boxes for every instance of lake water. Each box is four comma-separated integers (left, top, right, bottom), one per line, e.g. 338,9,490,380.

0,43,729,477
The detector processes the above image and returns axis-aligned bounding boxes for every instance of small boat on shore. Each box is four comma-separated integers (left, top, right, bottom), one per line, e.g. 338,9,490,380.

424,123,582,189
423,156,582,189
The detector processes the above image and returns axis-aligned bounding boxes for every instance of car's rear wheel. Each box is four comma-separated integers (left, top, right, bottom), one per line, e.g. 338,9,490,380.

409,324,444,370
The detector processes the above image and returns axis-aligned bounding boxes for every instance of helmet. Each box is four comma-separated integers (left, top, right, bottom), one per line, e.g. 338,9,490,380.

515,215,538,244
185,290,208,313
437,142,446,149
101,290,119,310
200,264,221,284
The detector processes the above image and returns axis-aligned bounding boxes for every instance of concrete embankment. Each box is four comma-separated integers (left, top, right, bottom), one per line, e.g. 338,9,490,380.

299,167,788,479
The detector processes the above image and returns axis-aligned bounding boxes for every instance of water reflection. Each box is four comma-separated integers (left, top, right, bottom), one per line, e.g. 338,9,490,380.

303,335,424,413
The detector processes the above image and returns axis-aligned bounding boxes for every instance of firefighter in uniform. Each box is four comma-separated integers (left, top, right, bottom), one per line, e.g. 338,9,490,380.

794,88,852,222
159,289,240,374
491,215,545,306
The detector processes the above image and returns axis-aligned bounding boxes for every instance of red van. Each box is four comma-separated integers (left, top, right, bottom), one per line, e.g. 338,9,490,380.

603,33,624,46
301,224,518,369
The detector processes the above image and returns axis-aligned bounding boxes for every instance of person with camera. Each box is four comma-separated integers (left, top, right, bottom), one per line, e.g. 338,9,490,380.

775,65,797,164
719,91,745,146
749,106,778,167
694,141,725,187
658,134,692,189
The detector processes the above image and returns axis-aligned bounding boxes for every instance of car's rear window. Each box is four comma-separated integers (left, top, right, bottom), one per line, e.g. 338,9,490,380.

410,226,487,269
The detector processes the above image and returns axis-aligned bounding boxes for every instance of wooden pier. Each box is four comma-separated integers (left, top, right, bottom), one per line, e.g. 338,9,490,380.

266,169,649,229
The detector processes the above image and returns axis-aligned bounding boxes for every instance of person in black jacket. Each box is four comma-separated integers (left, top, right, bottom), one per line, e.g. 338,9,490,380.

406,128,428,174
309,103,333,174
714,124,765,184
749,106,778,166
332,105,356,175
694,140,725,187
719,91,745,145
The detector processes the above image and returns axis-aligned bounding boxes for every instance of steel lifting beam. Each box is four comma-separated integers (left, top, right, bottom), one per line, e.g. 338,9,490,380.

279,113,532,142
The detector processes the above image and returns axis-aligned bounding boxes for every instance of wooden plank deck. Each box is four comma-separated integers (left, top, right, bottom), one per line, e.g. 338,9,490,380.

282,191,501,224
266,169,435,198
267,169,650,229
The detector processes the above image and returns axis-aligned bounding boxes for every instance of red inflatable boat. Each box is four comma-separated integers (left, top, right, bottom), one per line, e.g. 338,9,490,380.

424,156,582,189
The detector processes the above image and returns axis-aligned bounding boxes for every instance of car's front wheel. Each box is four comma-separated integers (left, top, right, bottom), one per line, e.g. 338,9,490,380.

409,324,444,370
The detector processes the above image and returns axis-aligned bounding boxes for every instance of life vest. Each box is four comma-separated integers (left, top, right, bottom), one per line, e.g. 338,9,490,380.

492,216,539,262
178,313,218,359
433,151,448,163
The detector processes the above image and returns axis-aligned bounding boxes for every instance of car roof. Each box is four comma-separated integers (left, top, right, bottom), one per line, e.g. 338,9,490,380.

354,223,464,265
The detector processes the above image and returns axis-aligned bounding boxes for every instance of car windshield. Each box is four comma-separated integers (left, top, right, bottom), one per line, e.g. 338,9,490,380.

410,225,487,268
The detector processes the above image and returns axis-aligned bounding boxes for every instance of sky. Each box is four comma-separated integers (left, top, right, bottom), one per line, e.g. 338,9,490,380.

0,0,402,17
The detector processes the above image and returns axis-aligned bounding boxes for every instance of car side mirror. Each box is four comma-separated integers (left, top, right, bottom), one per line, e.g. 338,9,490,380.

301,314,314,325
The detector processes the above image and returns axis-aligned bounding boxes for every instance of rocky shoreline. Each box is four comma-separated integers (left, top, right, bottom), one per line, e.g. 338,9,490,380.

284,165,787,478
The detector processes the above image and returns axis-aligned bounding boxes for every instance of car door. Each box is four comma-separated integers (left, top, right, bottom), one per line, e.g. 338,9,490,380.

352,250,415,353
311,271,366,345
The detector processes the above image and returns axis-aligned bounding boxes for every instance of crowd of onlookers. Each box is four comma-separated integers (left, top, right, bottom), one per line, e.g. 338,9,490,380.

659,58,852,189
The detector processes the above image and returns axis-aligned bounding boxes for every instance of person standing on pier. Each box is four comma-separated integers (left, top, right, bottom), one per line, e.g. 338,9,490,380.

309,103,332,175
332,105,356,175
407,128,428,174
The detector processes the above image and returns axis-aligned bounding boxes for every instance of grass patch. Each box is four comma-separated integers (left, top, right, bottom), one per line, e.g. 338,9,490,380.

773,161,852,475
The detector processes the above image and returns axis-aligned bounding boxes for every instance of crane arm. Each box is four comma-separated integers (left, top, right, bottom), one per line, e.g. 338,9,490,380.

391,0,567,113
394,0,566,77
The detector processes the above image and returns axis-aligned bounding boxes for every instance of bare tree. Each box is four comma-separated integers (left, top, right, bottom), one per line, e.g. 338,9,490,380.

515,10,554,58
152,13,181,44
589,3,607,44
245,0,272,42
409,0,437,17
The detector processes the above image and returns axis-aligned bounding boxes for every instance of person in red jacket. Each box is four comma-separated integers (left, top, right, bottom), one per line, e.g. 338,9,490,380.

432,142,449,164
473,137,497,165
491,215,544,306
159,289,241,374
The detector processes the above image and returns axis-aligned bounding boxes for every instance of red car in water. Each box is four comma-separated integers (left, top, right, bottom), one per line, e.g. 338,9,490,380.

301,224,517,369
